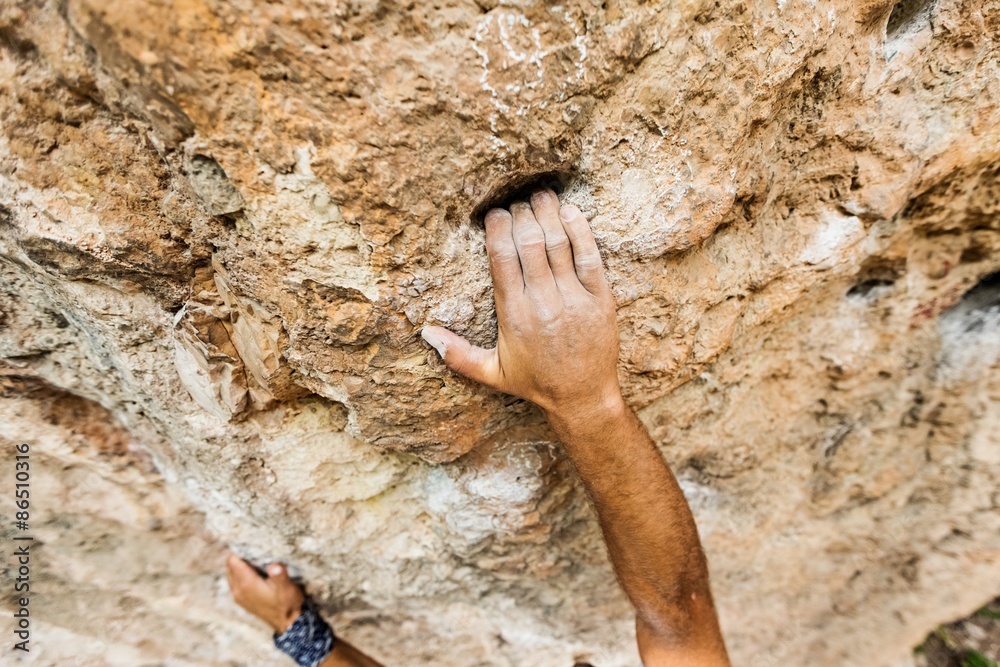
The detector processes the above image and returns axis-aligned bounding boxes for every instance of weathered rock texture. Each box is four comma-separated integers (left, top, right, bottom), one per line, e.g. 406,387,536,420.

0,0,998,664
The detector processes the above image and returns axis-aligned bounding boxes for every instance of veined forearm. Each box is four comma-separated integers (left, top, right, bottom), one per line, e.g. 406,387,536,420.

546,400,719,642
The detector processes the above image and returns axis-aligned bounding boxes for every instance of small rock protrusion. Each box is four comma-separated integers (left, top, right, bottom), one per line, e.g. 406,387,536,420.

187,155,244,217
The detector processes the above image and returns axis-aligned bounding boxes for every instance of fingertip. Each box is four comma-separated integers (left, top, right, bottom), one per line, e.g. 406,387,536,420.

485,207,512,225
226,555,258,596
484,209,514,240
530,187,557,206
267,563,284,578
421,326,450,358
509,199,532,215
559,204,582,222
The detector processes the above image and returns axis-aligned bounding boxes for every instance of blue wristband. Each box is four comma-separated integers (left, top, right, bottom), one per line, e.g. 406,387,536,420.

273,599,335,667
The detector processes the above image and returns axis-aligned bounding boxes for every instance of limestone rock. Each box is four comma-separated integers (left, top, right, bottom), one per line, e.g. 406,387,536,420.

0,0,998,665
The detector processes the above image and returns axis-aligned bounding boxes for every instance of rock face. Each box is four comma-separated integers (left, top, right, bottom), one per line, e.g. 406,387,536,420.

0,0,998,664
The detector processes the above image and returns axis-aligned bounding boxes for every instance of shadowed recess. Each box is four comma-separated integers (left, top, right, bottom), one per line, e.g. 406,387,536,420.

886,0,936,41
470,170,575,225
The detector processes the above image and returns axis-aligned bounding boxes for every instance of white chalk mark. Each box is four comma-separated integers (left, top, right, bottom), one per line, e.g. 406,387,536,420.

471,6,590,149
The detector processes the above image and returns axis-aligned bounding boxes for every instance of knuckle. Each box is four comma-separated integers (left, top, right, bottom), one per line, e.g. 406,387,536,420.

537,311,559,327
451,353,475,379
575,252,603,270
509,321,532,340
490,251,519,268
488,241,519,262
516,233,546,250
544,236,571,253
566,220,595,239
527,297,562,323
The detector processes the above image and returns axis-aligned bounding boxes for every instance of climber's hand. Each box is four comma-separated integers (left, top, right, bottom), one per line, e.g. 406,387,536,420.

225,552,304,634
422,188,622,419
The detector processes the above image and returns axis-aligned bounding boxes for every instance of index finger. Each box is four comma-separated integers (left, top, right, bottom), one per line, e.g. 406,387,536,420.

485,208,523,306
226,553,265,598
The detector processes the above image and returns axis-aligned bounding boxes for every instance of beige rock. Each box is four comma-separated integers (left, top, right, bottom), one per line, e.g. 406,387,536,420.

0,0,998,665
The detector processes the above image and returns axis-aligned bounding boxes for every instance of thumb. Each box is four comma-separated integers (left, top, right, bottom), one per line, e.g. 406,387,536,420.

421,326,501,389
266,562,290,583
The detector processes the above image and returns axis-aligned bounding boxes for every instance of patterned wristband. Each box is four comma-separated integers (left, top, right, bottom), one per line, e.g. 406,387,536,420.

273,599,335,667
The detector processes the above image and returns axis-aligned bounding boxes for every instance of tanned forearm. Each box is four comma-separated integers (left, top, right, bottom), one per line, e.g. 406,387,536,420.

547,399,728,664
321,640,384,667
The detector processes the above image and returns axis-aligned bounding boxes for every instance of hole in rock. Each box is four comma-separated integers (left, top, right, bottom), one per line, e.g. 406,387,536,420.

846,258,906,301
0,204,14,229
885,0,936,57
847,279,895,300
960,242,989,264
938,272,1000,379
470,170,575,225
947,272,1000,330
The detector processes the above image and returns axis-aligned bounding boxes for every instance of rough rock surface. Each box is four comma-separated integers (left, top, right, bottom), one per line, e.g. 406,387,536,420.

0,0,998,665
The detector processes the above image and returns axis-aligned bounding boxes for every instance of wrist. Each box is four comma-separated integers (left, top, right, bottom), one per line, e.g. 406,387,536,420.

272,602,303,634
544,387,630,440
273,598,335,667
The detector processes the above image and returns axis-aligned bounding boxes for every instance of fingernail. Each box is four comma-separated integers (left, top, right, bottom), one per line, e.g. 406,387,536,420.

267,564,283,577
421,327,447,358
559,205,576,221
